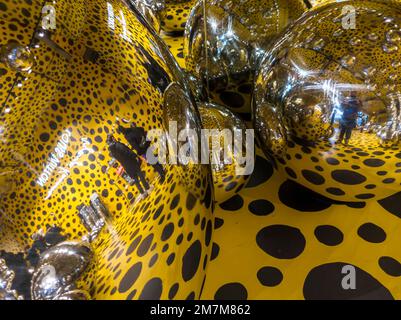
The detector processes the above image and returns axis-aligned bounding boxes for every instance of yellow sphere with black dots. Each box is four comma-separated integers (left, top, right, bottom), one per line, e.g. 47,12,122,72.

160,0,196,33
184,0,308,115
0,0,213,300
254,0,401,202
135,0,196,33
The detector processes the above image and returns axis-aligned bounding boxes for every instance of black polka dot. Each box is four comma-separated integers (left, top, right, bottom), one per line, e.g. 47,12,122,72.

363,159,385,167
126,289,137,300
137,234,154,256
214,283,248,300
332,170,367,185
379,257,401,277
126,236,142,255
186,292,196,300
303,262,394,300
314,225,343,246
186,193,197,210
326,158,340,165
303,262,393,300
166,253,175,265
161,223,174,241
118,262,142,293
211,243,220,261
182,240,201,282
205,220,212,246
257,267,283,287
170,194,180,210
326,187,345,196
302,170,325,185
248,199,275,216
203,184,212,209
357,223,386,243
379,192,401,219
279,180,332,212
246,156,274,188
355,193,375,200
153,205,164,220
382,178,394,184
59,98,67,107
219,194,244,211
39,133,50,142
149,254,158,267
168,283,179,299
215,217,224,229
256,225,306,259
139,278,163,300
285,167,297,179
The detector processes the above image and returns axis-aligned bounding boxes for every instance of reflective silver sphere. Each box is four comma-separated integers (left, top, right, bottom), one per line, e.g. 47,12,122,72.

198,102,250,202
0,259,23,300
31,241,93,300
254,0,401,201
184,0,308,114
0,42,35,72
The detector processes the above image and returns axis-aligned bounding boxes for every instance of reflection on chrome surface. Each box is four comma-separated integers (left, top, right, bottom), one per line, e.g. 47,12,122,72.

184,0,308,113
31,241,93,300
254,0,401,201
0,259,23,300
0,42,35,72
198,102,251,202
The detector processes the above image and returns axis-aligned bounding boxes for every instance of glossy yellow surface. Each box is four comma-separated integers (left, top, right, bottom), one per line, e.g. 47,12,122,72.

1,0,213,300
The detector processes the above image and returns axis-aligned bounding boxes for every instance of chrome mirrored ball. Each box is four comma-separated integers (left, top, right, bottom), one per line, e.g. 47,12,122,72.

254,0,401,202
184,0,308,114
31,241,93,300
0,42,35,72
198,102,250,202
0,259,23,300
132,0,162,32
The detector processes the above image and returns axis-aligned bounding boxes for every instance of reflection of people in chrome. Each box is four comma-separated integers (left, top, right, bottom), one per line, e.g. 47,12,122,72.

106,135,150,195
117,124,165,183
337,91,361,146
